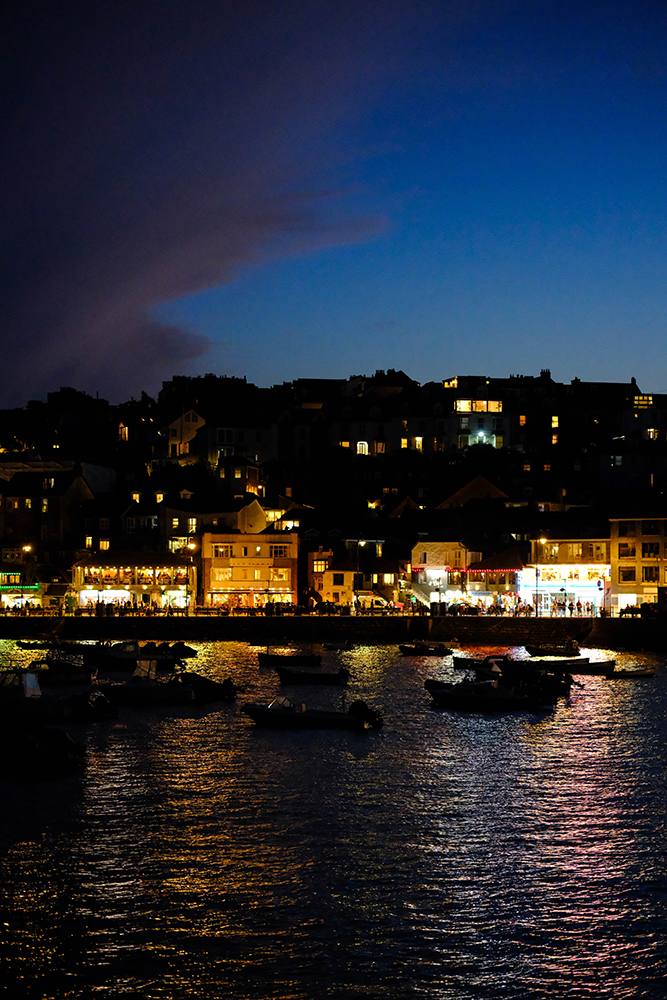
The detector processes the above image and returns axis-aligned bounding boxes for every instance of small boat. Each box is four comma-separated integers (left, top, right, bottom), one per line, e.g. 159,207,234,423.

257,651,322,667
242,696,383,731
569,660,615,677
399,643,452,656
524,642,581,657
427,679,545,713
611,667,656,679
29,654,96,686
275,666,350,686
323,640,355,651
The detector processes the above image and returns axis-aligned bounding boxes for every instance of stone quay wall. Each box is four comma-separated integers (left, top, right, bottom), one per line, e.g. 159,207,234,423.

1,612,661,653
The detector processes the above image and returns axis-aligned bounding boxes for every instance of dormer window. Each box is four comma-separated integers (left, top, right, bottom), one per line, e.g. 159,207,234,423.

132,492,141,503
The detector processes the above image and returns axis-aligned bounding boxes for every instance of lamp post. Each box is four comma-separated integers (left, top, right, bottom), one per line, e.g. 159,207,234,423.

536,537,546,616
186,542,197,614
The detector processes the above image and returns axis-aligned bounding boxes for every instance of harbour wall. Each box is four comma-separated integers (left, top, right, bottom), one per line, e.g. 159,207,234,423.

0,614,664,653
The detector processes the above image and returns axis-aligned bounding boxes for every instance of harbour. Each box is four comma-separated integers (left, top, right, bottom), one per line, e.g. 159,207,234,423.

1,636,666,998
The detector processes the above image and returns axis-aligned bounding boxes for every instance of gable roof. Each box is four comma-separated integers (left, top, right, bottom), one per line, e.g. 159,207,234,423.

436,476,508,509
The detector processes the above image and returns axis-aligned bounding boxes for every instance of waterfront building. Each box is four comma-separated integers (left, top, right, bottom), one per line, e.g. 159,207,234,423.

200,530,298,609
522,535,610,616
609,516,667,613
72,552,194,609
410,539,484,606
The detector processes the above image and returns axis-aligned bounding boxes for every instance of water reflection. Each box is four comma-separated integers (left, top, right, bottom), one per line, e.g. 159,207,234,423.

0,640,666,997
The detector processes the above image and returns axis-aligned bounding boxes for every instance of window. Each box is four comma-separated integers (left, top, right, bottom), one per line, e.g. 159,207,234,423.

400,438,408,449
270,568,288,581
234,468,242,479
618,543,636,558
643,521,660,535
313,560,327,572
213,544,232,558
495,435,504,448
642,541,659,558
188,518,197,533
132,492,140,503
383,573,394,585
339,441,350,448
100,540,110,551
618,521,635,536
415,437,423,452
552,434,558,445
25,498,31,509
456,399,472,412
543,463,551,472
270,545,289,558
420,551,427,563
171,517,179,530
647,428,659,440
85,536,92,548
634,395,653,409
333,573,344,585
100,518,110,530
643,566,659,582
619,567,636,583
212,567,232,582
376,542,383,557
523,463,531,472
125,517,135,533
155,493,164,503
374,441,385,455
241,547,248,557
254,569,262,580
41,499,49,513
357,441,369,455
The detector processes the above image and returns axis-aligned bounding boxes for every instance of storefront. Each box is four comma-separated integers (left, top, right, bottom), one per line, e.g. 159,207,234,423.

519,563,609,615
73,556,194,609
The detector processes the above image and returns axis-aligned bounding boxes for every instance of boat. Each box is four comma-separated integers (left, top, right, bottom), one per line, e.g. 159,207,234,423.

28,654,96,686
399,643,452,656
610,667,656,678
97,661,238,708
241,696,383,731
323,640,355,651
426,678,546,713
524,641,581,657
568,660,615,677
275,666,350,685
82,640,194,670
257,651,322,667
452,653,513,670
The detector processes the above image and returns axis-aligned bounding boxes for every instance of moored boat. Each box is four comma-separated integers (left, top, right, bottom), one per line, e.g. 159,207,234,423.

524,641,581,657
568,659,615,677
399,643,452,656
323,640,355,651
427,678,546,713
241,696,383,731
610,667,656,678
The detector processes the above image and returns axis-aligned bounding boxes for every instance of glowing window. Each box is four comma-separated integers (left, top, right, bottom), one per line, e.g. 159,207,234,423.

357,441,369,455
551,416,559,428
99,540,110,551
519,415,526,426
415,437,423,452
552,434,558,445
400,438,408,449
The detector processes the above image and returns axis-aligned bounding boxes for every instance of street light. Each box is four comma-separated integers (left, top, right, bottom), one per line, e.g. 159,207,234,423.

536,537,547,616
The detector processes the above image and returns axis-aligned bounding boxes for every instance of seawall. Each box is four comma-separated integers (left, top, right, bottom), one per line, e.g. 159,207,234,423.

0,614,664,653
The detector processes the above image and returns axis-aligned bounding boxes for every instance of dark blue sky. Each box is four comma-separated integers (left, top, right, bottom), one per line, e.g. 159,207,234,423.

3,0,667,405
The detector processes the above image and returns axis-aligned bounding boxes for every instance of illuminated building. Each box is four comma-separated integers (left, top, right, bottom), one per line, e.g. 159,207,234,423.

200,531,298,609
609,517,666,613
521,536,610,615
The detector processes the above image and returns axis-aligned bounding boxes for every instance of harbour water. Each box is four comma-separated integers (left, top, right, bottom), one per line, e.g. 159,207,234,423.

1,640,666,999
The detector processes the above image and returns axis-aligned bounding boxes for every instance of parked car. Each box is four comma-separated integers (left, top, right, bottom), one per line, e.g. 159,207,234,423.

447,602,481,616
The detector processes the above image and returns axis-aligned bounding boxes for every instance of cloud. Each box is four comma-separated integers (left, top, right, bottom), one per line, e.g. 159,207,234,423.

1,1,399,405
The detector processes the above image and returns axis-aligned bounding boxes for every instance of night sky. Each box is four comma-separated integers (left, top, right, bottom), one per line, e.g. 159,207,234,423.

4,1,667,407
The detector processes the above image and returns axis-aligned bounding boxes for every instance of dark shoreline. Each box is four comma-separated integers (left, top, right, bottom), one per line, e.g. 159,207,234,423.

0,614,664,654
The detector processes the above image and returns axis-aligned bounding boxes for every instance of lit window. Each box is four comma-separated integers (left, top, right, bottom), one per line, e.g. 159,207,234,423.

234,468,242,478
634,395,653,409
415,437,423,452
551,416,559,428
357,441,369,455
254,569,262,580
313,560,327,572
374,441,385,454
25,498,31,509
523,463,531,472
376,542,383,557
132,492,140,502
647,428,659,440
213,545,232,558
383,573,394,585
455,400,472,412
188,518,197,533
271,568,289,581
495,435,504,448
270,545,289,558
340,441,350,448
100,540,110,551
552,434,558,445
85,536,93,548
400,438,408,449
155,492,164,503
519,415,526,426
544,463,551,471
42,499,49,513
118,423,129,441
